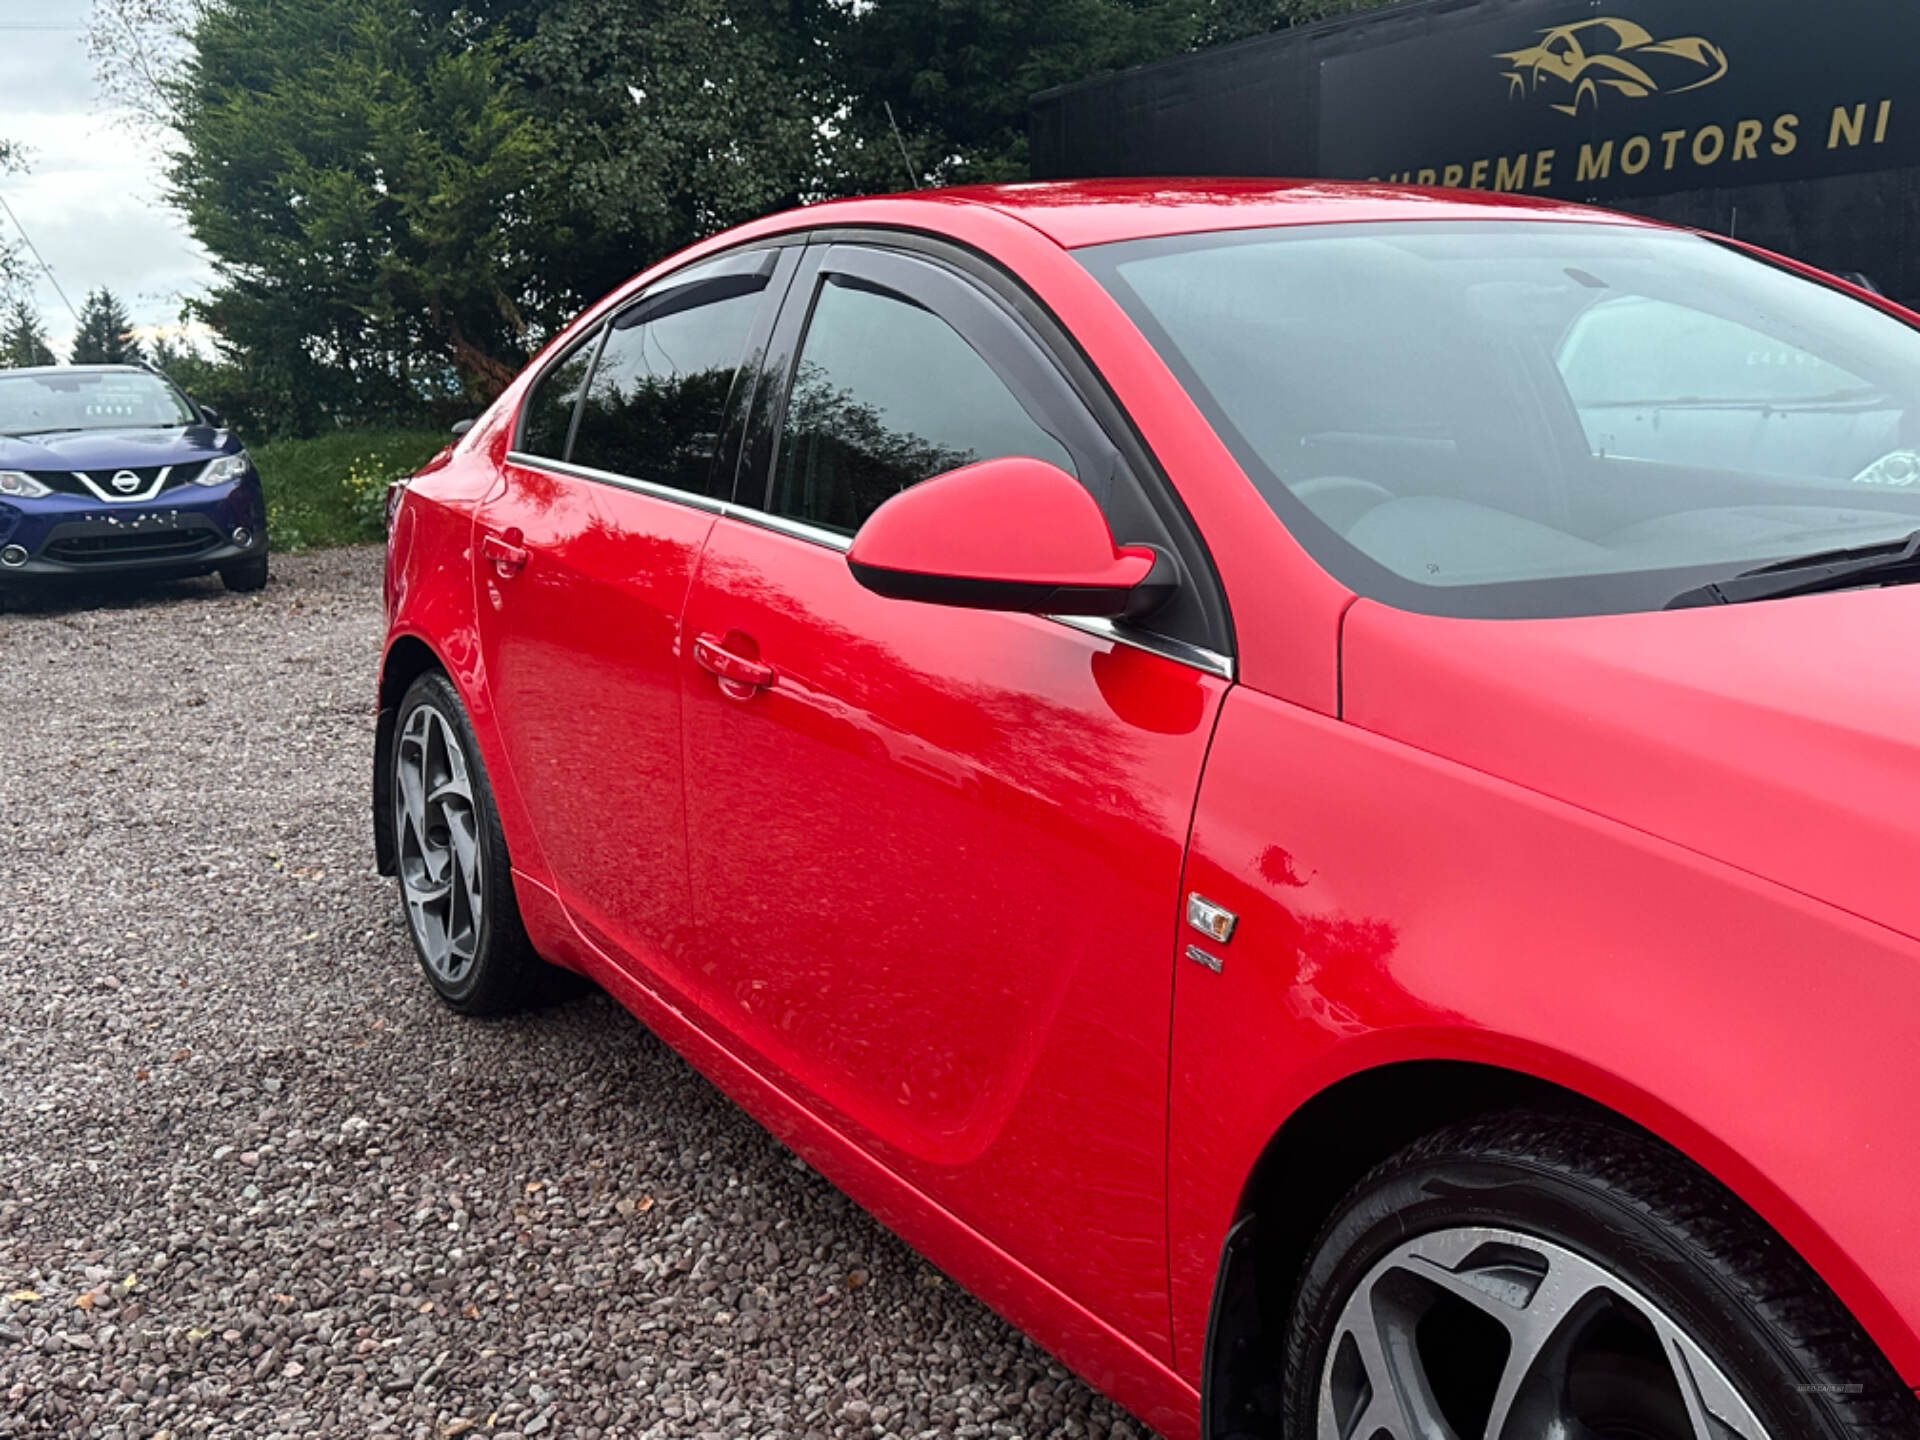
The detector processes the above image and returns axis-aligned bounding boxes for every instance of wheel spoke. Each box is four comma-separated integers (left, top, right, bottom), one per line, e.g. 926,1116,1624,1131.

1398,1245,1610,1440
445,851,476,962
1318,1228,1776,1440
445,802,479,871
1663,1326,1775,1440
394,701,487,985
438,715,470,788
401,872,452,907
397,745,432,850
445,806,482,963
428,777,471,807
1320,1304,1421,1438
407,888,449,966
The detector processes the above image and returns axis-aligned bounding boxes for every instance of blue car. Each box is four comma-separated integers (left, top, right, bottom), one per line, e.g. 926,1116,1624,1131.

0,364,268,601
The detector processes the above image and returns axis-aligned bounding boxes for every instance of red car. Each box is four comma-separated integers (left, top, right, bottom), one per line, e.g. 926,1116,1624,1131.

375,181,1920,1440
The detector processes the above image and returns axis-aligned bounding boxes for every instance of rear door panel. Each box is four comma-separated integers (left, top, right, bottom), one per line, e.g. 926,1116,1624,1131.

476,465,716,973
473,246,796,983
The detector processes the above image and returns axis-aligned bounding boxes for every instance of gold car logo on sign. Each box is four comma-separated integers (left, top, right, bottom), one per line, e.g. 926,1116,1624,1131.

1498,18,1729,117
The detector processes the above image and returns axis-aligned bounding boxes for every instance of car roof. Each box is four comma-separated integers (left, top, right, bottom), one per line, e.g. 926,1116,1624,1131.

0,364,155,379
805,178,1662,250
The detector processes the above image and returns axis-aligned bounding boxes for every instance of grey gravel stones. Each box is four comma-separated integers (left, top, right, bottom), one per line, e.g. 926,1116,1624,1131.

0,548,1152,1438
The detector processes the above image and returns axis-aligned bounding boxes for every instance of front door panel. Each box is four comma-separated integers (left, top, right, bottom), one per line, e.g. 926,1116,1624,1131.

679,516,1226,1355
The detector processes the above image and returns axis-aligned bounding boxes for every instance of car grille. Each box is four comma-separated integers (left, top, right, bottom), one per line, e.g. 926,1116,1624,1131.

25,464,206,500
43,520,223,565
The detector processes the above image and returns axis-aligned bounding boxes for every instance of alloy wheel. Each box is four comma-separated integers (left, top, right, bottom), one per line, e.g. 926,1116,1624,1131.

1318,1225,1774,1440
395,702,484,984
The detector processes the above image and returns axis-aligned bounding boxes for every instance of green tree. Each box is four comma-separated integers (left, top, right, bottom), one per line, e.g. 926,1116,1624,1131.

1195,0,1392,47
145,324,284,436
170,0,561,409
0,139,28,304
95,0,1404,434
69,287,145,365
515,0,839,306
1,298,57,367
832,0,1200,184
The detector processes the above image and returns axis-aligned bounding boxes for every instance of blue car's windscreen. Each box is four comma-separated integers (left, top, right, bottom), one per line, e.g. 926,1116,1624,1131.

1081,221,1920,618
0,371,197,435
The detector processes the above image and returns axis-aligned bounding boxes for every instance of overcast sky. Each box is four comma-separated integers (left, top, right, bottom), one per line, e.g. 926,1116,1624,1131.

0,0,215,355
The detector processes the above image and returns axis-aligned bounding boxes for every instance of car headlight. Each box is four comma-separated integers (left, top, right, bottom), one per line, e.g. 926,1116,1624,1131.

0,470,51,498
193,452,251,487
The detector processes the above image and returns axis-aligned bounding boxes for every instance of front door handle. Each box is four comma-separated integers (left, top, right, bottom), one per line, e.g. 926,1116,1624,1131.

483,532,529,575
693,633,776,696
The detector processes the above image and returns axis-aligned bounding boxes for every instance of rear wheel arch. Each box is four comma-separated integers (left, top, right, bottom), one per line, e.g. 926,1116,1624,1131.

1199,1058,1901,1439
374,634,450,877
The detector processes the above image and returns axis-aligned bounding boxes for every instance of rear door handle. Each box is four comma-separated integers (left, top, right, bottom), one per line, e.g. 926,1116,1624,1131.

482,533,529,575
693,633,776,693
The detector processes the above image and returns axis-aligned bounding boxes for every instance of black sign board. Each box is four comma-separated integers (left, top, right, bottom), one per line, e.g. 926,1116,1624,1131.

1032,0,1918,204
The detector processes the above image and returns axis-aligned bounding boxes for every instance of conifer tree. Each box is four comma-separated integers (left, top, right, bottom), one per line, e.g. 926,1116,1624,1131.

69,287,145,365
0,298,56,367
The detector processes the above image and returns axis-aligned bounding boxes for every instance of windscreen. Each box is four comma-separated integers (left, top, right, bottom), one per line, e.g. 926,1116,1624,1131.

0,370,198,436
1082,221,1920,617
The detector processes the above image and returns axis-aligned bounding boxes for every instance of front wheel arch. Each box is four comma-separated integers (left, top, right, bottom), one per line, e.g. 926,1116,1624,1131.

1200,1059,1907,1439
1204,1060,1590,1437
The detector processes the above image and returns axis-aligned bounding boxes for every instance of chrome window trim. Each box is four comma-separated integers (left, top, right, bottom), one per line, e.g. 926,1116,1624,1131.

1047,615,1234,680
504,450,1235,682
506,452,730,514
727,505,856,551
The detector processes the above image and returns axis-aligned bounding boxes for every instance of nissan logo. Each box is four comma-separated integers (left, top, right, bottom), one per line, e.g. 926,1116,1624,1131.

110,470,141,494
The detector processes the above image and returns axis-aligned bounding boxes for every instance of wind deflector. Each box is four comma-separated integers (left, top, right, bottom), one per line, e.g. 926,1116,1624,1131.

614,250,778,331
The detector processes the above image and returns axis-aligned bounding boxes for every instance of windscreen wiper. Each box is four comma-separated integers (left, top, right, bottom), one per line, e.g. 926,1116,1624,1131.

1666,529,1920,608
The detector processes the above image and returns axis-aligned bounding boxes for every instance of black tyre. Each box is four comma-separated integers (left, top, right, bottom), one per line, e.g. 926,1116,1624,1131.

221,555,269,592
389,670,543,1014
1285,1112,1920,1440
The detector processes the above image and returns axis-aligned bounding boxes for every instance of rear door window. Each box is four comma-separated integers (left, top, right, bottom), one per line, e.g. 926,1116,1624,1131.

518,332,601,461
570,256,775,501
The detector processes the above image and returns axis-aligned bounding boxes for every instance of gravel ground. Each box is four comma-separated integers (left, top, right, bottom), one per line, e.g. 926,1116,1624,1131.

0,548,1149,1440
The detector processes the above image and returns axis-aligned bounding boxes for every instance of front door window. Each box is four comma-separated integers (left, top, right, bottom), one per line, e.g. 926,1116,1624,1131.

771,276,1077,534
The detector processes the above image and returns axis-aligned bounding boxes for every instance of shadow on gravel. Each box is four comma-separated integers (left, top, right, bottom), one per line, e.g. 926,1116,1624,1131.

0,570,237,618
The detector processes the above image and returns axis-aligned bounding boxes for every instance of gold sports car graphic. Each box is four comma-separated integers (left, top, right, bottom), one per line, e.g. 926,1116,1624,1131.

1498,17,1729,116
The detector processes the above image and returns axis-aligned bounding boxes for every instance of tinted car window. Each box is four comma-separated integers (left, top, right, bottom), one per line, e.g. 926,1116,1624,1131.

772,276,1076,534
570,276,765,498
1083,221,1920,618
518,333,599,460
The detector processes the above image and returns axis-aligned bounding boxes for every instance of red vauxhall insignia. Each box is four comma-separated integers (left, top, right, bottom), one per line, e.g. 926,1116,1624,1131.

374,181,1920,1439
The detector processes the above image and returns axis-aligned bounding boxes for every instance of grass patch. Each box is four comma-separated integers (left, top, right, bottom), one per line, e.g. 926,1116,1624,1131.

253,428,448,551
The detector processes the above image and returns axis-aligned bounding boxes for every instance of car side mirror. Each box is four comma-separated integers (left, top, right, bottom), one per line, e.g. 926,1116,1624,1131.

451,418,476,437
199,404,224,428
846,456,1174,618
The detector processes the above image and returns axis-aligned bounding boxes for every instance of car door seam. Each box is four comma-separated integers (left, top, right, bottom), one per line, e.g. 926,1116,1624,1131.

675,513,724,928
1164,675,1237,1379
